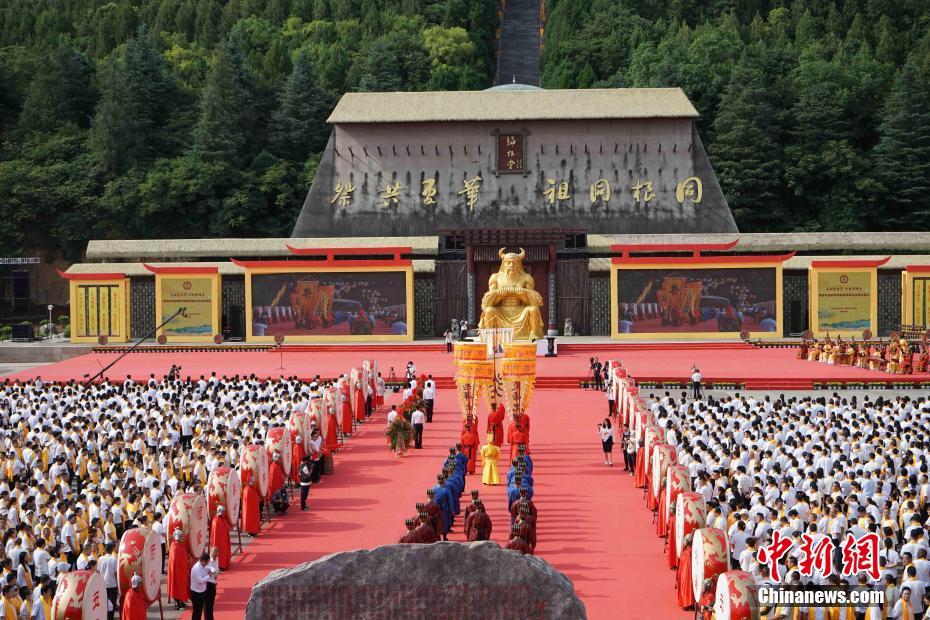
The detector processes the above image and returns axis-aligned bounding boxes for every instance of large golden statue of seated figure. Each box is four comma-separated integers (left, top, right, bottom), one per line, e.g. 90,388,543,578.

478,247,545,341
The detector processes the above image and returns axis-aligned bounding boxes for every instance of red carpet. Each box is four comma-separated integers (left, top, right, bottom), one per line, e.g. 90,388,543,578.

174,387,683,619
7,343,927,390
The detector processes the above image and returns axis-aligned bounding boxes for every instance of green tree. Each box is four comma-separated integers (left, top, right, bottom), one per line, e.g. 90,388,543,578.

871,53,930,228
17,47,98,136
270,49,333,161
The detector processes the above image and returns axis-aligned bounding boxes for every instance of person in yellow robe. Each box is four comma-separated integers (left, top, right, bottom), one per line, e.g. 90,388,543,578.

480,434,500,486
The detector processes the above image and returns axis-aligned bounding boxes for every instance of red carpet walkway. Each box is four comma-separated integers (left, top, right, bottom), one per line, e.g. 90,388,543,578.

194,387,684,619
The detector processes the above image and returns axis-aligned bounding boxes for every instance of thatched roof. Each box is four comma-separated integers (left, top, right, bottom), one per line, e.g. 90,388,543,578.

327,88,699,124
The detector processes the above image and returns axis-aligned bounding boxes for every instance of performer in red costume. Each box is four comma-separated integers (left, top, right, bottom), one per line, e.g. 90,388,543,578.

667,510,678,568
340,382,353,436
460,418,480,475
507,416,528,462
210,506,231,570
354,377,366,422
676,534,695,609
241,474,261,536
167,530,190,610
656,485,668,536
290,430,305,485
487,404,505,447
121,574,148,620
324,406,340,451
267,452,286,499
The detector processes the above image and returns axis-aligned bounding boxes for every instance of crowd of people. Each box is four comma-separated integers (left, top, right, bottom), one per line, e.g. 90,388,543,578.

625,385,930,618
0,368,382,619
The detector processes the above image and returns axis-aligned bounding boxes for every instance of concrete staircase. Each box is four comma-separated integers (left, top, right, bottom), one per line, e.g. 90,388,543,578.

496,0,542,86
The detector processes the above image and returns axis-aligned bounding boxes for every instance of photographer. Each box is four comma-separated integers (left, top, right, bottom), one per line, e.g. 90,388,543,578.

590,357,603,390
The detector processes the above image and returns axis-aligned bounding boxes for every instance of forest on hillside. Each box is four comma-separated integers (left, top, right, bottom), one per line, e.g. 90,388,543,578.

0,1,929,261
0,0,498,259
541,0,930,233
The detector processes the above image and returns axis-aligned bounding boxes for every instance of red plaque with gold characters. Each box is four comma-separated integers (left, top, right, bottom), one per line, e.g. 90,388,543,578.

497,133,524,173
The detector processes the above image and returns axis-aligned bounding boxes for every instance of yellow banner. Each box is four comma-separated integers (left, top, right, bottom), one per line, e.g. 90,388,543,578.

162,277,214,336
817,271,871,332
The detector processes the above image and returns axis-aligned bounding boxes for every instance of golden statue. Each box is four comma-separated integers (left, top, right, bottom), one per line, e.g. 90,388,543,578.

478,247,545,340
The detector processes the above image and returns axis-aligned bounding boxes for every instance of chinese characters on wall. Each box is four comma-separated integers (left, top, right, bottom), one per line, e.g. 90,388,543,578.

330,175,703,212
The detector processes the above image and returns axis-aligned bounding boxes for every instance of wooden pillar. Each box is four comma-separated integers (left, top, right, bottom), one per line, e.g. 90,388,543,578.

547,244,557,334
466,245,476,329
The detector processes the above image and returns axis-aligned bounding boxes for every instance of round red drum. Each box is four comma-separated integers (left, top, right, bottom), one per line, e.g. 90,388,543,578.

643,425,665,465
692,527,730,601
52,570,106,620
168,493,209,559
265,427,292,477
117,527,161,603
675,492,707,558
651,444,677,498
207,466,241,526
307,399,322,430
666,465,692,518
239,444,269,498
288,408,311,452
714,571,760,620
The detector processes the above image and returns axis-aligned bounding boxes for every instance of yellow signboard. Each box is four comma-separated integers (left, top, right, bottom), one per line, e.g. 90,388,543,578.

815,271,872,333
155,274,220,342
161,277,214,337
69,279,130,343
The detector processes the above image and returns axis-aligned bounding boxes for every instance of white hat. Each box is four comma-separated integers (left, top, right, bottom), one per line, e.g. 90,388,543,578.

131,573,143,587
217,506,225,514
173,529,183,541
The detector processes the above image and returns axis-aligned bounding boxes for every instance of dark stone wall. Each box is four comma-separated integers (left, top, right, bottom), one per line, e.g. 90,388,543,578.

413,274,435,337
130,278,155,338
589,275,610,336
878,271,901,337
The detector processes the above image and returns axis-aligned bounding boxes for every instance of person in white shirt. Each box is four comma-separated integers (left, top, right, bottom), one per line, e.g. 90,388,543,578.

386,406,399,427
423,376,436,423
97,543,118,620
411,408,426,449
690,367,702,399
190,552,218,620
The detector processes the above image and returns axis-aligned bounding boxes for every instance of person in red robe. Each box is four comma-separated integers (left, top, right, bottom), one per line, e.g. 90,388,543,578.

167,530,190,610
656,486,668,536
507,418,528,462
633,444,647,488
414,512,439,543
514,512,536,551
210,506,231,570
465,502,493,542
242,475,261,536
676,535,694,609
461,490,480,532
324,407,340,451
397,519,417,543
340,388,353,436
121,575,148,620
520,412,531,446
487,405,505,447
290,430,305,485
504,526,533,555
268,452,286,499
460,421,479,475
667,512,678,568
354,381,366,422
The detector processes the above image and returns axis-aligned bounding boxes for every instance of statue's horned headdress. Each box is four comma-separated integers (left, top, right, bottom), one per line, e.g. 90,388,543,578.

498,247,525,260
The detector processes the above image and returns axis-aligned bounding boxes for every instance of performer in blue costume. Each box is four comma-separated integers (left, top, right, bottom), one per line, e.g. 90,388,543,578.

445,463,463,516
517,445,533,474
433,474,454,540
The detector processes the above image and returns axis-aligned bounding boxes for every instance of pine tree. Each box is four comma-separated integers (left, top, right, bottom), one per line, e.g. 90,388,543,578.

709,47,788,230
18,47,98,135
191,38,255,163
871,54,930,228
270,49,333,162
